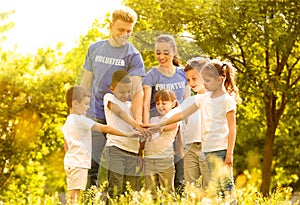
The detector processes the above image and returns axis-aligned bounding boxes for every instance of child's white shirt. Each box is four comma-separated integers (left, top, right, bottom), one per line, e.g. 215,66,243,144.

62,114,96,169
183,95,203,145
194,92,236,152
104,93,139,153
144,107,180,158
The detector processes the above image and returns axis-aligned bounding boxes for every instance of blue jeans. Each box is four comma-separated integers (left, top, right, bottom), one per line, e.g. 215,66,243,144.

88,128,107,188
205,150,236,201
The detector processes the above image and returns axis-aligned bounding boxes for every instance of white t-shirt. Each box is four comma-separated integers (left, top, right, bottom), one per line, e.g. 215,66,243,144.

194,92,236,152
183,95,203,145
104,93,139,153
144,108,180,158
62,114,96,169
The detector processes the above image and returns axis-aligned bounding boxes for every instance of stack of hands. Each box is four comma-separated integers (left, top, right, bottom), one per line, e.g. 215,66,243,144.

127,122,166,141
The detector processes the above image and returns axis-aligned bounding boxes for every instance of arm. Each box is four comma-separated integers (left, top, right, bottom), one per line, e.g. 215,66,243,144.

80,70,93,92
149,103,198,132
142,85,152,125
225,110,236,166
92,123,141,138
64,139,68,152
131,76,143,124
162,122,178,132
183,85,191,100
107,100,141,130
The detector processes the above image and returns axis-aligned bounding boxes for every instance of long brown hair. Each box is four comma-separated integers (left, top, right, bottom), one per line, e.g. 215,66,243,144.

156,34,181,66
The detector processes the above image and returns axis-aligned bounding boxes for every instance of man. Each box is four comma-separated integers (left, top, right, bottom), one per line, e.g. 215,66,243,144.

80,5,145,187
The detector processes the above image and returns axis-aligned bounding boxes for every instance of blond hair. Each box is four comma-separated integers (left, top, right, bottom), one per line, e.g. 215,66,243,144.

111,5,137,24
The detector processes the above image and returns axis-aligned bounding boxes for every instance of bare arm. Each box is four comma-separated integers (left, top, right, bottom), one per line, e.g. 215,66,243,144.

107,101,140,130
80,70,93,92
162,122,178,131
142,85,152,125
225,110,236,166
149,102,199,131
183,85,191,100
92,123,140,138
131,76,143,124
64,139,68,152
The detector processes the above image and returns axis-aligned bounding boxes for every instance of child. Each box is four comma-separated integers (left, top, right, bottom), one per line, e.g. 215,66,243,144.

183,58,210,188
143,89,181,201
62,86,140,205
150,59,241,203
103,70,150,199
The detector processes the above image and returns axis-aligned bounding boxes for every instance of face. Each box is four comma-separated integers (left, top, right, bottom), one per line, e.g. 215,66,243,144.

202,74,221,92
111,82,132,102
155,99,176,116
73,96,90,115
185,69,206,93
155,42,175,68
110,19,134,46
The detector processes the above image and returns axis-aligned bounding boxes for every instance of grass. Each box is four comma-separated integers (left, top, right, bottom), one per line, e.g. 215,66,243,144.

1,182,298,205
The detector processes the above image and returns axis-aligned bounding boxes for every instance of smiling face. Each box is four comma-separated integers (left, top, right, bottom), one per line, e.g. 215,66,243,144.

155,42,175,68
110,19,134,46
155,99,176,116
72,96,90,115
110,81,132,102
185,69,206,93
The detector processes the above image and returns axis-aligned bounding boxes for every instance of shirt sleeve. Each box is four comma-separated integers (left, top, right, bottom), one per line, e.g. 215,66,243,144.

75,115,96,130
127,52,145,77
142,68,155,87
226,95,236,113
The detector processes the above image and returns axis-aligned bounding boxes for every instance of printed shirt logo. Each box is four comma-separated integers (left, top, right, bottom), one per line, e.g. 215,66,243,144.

155,81,185,90
95,55,125,66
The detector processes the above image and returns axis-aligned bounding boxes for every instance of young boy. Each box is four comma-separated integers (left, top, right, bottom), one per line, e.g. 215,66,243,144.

103,70,149,199
183,58,210,188
62,86,141,204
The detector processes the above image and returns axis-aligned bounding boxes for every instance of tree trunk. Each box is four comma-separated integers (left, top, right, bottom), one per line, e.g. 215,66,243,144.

260,124,276,196
260,92,280,196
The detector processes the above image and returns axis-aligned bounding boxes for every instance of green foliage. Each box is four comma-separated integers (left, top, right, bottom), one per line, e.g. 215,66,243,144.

124,0,300,195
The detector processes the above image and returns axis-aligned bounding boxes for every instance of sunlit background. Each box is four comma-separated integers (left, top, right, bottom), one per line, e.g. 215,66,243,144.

1,0,122,53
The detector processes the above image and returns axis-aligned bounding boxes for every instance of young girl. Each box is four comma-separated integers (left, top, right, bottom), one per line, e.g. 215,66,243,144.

150,59,241,202
143,89,181,201
142,34,190,191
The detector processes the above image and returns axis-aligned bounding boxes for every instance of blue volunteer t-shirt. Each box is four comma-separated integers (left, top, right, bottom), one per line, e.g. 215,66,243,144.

84,40,145,120
142,67,187,117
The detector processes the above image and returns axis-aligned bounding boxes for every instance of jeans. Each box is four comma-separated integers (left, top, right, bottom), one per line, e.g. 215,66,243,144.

87,127,107,188
205,150,237,202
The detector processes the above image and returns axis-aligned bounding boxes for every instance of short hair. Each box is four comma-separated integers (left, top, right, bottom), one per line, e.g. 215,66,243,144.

65,86,90,108
111,70,131,88
111,5,138,24
184,57,209,73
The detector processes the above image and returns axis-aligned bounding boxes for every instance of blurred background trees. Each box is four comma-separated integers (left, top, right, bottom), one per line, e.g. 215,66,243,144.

0,0,299,201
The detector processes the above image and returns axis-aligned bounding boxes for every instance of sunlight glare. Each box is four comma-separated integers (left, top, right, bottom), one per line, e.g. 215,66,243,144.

1,0,122,53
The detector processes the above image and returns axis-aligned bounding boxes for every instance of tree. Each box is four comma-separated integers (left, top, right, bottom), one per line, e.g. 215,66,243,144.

124,0,300,196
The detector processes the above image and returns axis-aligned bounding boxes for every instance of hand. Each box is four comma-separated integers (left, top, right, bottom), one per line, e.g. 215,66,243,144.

125,131,143,138
148,122,165,134
224,153,233,167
